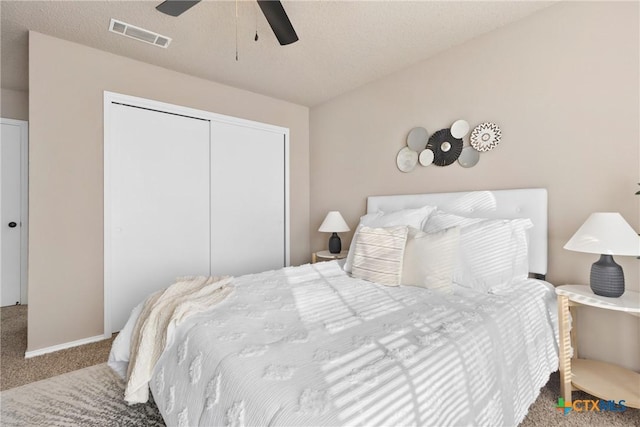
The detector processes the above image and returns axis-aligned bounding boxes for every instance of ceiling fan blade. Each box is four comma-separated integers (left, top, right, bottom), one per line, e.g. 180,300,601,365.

156,0,201,17
257,0,298,46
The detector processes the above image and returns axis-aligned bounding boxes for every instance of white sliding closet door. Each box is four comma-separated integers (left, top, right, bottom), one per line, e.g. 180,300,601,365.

108,104,211,332
210,122,286,276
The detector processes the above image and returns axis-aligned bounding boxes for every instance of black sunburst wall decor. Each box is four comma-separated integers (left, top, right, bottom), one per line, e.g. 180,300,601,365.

427,129,463,166
396,120,502,172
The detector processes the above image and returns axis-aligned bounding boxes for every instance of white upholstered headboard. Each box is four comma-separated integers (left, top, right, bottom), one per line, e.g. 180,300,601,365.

367,188,548,276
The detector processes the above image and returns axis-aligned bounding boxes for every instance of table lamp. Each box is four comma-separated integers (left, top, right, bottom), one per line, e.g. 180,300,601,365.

564,212,640,297
319,211,350,254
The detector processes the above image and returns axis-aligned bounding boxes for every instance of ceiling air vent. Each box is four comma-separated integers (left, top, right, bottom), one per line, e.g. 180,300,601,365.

109,18,172,48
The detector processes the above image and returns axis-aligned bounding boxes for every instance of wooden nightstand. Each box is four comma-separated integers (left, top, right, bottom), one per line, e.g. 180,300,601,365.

311,250,348,264
556,285,640,408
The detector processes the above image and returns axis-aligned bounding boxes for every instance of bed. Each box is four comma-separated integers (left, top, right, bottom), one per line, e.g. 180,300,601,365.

109,188,559,426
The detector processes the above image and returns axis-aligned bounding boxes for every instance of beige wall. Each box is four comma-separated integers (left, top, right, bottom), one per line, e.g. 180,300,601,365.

1,88,28,120
310,2,640,370
28,31,309,352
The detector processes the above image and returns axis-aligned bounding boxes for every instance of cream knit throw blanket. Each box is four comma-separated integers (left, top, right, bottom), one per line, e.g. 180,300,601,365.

124,275,234,404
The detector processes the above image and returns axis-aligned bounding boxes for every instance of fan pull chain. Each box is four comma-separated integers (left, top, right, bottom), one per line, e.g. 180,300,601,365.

235,0,238,61
254,3,259,41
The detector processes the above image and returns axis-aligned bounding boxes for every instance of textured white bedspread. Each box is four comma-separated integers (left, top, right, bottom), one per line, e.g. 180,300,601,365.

112,261,558,426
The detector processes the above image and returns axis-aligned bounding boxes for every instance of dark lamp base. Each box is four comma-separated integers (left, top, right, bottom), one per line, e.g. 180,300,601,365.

328,232,342,254
590,254,625,298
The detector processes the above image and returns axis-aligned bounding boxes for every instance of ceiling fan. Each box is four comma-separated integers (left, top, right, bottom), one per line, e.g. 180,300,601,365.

156,0,299,46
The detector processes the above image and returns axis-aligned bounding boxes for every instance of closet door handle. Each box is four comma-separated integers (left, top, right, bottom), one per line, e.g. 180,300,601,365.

8,222,17,228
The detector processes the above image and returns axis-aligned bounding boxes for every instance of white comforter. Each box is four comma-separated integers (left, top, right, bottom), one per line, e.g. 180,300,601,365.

110,261,558,426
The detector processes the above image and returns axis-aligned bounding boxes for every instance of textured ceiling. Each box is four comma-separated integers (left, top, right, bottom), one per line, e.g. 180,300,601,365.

1,0,553,106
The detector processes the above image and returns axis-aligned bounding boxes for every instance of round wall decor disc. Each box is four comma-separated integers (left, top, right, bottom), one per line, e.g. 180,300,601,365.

419,148,434,166
406,127,429,152
450,119,470,139
458,146,480,168
396,147,418,172
426,129,463,166
470,122,501,152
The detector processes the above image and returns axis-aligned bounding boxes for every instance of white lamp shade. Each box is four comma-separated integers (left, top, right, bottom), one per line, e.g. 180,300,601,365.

564,212,640,256
318,211,350,233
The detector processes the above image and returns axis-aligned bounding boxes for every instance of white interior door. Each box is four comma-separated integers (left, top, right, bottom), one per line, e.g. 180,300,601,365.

210,121,286,276
107,104,211,332
1,119,28,307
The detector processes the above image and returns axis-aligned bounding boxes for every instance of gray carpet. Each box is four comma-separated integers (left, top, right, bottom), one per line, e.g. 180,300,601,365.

1,362,638,426
0,305,115,391
0,363,164,427
519,370,640,427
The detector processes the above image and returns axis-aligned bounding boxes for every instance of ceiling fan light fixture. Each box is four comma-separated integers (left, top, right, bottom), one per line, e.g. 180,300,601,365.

155,0,298,47
108,18,172,48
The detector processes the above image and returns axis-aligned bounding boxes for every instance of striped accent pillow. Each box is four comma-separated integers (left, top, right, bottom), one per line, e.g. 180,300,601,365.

351,226,409,286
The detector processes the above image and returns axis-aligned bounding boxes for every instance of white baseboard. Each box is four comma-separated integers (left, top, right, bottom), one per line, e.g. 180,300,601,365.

24,333,111,359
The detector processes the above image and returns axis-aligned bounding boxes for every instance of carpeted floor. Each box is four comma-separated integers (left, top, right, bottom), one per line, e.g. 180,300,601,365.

0,305,115,391
519,370,639,426
1,305,638,426
0,363,164,427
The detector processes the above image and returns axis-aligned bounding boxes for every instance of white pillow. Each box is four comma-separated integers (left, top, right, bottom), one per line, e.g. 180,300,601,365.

367,205,436,229
351,226,408,286
401,227,460,294
343,205,436,273
422,212,486,231
424,211,533,291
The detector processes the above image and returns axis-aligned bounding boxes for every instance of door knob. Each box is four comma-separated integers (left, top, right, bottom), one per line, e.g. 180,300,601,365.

8,222,17,228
